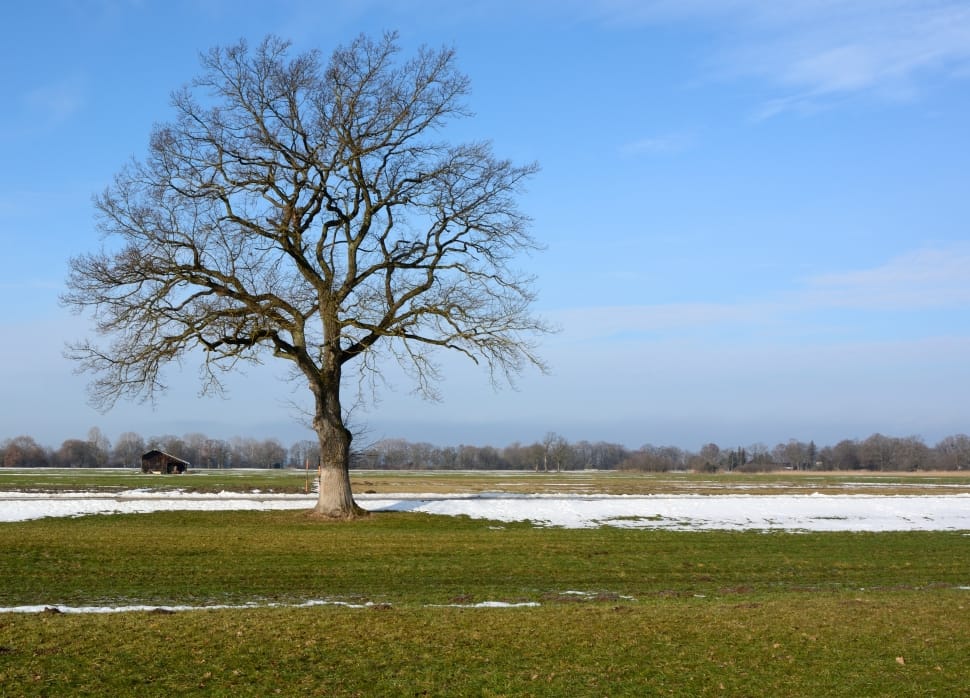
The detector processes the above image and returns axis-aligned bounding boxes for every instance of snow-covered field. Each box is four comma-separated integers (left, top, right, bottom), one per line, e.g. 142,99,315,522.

2,489,968,532
3,489,968,614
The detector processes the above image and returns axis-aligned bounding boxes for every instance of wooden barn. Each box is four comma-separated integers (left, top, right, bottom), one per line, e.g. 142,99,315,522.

141,450,189,474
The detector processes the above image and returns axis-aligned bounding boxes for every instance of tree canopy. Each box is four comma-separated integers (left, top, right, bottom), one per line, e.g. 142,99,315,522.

63,32,548,517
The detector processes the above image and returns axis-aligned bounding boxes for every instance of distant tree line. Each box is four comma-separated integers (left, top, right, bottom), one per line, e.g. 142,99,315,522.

3,429,969,472
617,434,970,472
363,433,970,472
0,428,291,470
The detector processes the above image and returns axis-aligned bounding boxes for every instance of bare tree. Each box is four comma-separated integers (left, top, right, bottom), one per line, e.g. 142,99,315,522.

54,439,103,468
698,442,721,470
62,33,547,518
257,438,288,468
772,439,812,471
87,427,111,466
2,436,50,468
503,441,545,471
935,434,970,470
112,431,146,468
289,439,318,469
817,439,856,470
541,432,568,472
859,433,895,470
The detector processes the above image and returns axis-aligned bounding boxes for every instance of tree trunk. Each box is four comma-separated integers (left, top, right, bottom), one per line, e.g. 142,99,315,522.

310,368,367,519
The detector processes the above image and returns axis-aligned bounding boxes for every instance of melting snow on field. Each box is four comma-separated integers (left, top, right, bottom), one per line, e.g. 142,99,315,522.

1,490,968,532
3,489,969,615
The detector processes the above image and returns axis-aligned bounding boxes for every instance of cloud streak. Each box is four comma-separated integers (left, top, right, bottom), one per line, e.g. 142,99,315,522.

553,243,970,342
803,244,970,310
580,0,970,115
20,75,86,126
619,132,695,156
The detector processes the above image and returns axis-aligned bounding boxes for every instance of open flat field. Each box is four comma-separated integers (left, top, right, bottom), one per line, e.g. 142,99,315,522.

2,467,970,495
1,470,968,696
3,469,969,531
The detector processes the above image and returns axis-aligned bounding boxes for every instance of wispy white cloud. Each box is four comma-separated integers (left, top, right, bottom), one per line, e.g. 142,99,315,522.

23,76,86,125
328,0,970,115
802,244,970,310
619,132,695,156
553,242,970,342
577,0,970,115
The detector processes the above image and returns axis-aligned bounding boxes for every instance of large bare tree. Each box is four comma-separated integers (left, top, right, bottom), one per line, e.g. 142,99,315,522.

63,33,548,518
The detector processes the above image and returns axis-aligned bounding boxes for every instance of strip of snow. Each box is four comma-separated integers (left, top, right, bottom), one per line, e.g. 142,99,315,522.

364,493,970,532
6,587,965,615
0,490,316,521
1,599,545,614
0,491,968,531
0,599,377,614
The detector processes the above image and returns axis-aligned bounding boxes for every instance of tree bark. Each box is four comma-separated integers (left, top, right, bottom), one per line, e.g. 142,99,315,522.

313,418,367,518
310,359,367,518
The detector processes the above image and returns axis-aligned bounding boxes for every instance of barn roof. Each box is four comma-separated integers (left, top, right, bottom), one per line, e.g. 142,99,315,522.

141,449,190,465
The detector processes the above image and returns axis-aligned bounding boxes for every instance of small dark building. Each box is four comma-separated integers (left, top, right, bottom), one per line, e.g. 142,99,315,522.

141,450,189,474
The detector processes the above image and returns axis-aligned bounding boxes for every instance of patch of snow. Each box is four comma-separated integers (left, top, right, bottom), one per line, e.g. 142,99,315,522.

364,493,970,532
0,599,376,614
0,599,546,614
0,491,968,532
0,490,315,522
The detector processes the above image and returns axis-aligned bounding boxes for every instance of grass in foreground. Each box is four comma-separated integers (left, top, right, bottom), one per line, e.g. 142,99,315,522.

1,510,968,607
2,595,968,697
1,510,969,695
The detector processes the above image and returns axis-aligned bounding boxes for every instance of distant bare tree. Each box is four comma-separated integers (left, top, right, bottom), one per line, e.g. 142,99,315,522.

55,439,102,468
745,442,770,467
698,442,721,471
205,439,232,469
289,439,318,469
112,431,145,468
502,441,545,471
63,33,548,518
934,434,970,470
591,441,629,470
859,433,895,470
87,427,111,466
147,435,188,465
772,439,812,470
893,436,930,471
257,438,288,468
2,436,50,468
541,432,569,472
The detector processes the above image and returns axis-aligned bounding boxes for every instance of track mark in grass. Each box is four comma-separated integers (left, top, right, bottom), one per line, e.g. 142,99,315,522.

434,601,540,608
541,590,636,604
655,589,696,598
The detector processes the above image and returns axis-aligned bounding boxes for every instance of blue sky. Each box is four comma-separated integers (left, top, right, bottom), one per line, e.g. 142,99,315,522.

2,0,969,451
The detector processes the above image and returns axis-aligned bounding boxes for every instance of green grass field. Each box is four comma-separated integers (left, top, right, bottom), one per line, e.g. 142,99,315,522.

1,471,968,696
3,467,970,495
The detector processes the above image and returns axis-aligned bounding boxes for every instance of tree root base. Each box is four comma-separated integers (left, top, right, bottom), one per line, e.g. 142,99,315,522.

306,505,371,521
